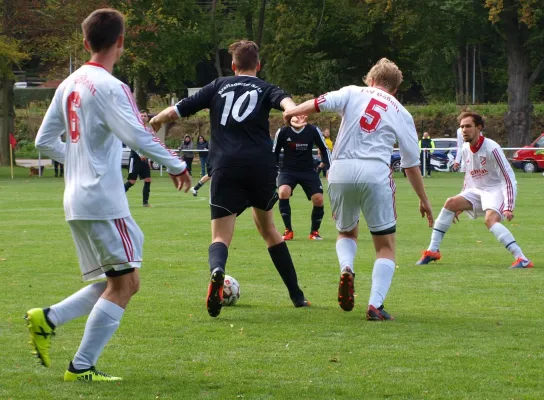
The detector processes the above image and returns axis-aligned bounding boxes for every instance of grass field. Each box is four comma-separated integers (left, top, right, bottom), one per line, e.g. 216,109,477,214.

0,166,543,400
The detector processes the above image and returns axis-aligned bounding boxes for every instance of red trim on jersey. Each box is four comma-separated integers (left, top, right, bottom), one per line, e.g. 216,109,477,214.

121,218,134,259
84,62,108,71
470,135,485,153
121,85,146,128
493,148,514,209
314,98,321,113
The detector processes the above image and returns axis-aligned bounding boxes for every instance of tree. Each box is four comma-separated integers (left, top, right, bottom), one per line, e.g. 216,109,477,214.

486,0,544,146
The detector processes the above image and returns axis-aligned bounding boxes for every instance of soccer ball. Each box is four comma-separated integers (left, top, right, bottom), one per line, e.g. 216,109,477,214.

223,275,240,306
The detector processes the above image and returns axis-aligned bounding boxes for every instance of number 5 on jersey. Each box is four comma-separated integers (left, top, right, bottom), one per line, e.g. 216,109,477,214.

360,98,388,134
68,91,81,143
220,90,258,126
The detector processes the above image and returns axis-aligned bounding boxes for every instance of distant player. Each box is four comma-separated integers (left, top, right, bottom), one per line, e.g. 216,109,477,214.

273,116,331,240
284,58,434,320
124,109,153,207
416,112,533,268
150,40,309,318
29,8,190,382
191,173,211,196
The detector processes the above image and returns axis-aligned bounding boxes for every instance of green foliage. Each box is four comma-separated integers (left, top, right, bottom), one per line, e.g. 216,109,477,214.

0,36,27,78
14,88,56,107
1,171,543,399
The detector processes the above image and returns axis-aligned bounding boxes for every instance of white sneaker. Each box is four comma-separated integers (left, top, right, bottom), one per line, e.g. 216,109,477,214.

191,187,198,197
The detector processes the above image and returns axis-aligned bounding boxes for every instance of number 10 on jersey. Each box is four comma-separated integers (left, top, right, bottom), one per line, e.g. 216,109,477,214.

360,98,388,134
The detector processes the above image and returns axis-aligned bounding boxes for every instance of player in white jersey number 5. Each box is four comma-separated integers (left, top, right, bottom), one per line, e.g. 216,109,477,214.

27,9,191,382
284,58,434,321
416,112,533,268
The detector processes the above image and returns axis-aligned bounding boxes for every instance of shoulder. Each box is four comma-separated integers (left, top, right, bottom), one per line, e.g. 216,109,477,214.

484,138,501,151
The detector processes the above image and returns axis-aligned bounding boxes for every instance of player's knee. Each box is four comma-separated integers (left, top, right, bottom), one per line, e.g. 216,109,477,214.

484,212,501,228
311,194,324,206
278,187,291,199
444,197,458,211
144,178,152,183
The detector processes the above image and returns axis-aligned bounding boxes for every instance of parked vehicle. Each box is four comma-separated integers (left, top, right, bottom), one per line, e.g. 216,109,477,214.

509,133,544,173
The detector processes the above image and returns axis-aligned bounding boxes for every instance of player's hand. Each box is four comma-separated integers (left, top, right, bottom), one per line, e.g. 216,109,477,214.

503,210,514,221
149,116,162,132
419,198,434,227
452,162,460,171
289,116,308,129
169,170,192,192
452,210,463,224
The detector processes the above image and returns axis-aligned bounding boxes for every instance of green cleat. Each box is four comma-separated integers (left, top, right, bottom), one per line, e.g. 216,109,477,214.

25,308,54,367
64,362,122,382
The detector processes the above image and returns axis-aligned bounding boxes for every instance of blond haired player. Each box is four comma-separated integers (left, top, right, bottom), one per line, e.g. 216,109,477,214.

27,8,190,382
416,112,533,269
284,58,434,320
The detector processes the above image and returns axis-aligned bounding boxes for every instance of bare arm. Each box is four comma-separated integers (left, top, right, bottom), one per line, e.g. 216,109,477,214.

404,166,434,227
149,107,179,131
282,99,317,124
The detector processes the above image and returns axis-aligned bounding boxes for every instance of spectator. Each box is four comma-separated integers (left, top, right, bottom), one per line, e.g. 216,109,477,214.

196,135,209,177
418,131,435,177
179,135,194,176
53,160,64,178
318,128,334,177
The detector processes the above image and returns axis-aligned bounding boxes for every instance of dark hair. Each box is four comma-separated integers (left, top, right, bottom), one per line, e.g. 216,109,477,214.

458,111,485,129
228,40,259,71
82,9,125,53
139,109,149,114
198,135,206,141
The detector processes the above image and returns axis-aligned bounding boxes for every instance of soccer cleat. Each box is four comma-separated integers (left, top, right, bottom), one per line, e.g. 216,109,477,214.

64,362,122,382
206,268,225,317
191,187,198,197
292,297,311,308
510,258,534,269
415,250,441,265
366,305,394,321
282,229,294,241
25,308,55,367
308,231,323,240
338,268,355,312
143,203,152,207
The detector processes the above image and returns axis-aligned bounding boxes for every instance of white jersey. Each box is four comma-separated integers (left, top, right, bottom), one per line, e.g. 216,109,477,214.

462,136,517,211
454,127,463,164
36,62,185,221
315,86,420,169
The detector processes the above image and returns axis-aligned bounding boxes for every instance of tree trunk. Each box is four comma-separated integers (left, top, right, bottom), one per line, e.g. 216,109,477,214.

503,27,532,146
456,52,464,104
465,43,469,104
211,0,223,77
478,43,485,103
244,8,254,40
133,70,148,111
0,76,15,166
256,0,267,49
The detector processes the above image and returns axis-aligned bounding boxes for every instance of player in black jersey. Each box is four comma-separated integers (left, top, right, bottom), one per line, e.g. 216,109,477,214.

124,110,153,207
150,40,309,317
273,116,331,240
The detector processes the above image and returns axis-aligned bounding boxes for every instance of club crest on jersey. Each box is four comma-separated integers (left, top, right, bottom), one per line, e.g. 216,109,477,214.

479,156,487,166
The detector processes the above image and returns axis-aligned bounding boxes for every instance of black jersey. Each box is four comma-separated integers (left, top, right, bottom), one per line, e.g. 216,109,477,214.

174,76,289,172
273,124,331,172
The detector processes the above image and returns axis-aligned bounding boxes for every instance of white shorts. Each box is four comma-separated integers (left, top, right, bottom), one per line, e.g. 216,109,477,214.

68,216,144,281
460,188,505,220
327,160,396,233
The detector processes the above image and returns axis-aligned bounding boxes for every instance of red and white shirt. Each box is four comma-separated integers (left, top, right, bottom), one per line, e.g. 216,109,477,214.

314,86,420,169
462,136,517,211
36,62,185,221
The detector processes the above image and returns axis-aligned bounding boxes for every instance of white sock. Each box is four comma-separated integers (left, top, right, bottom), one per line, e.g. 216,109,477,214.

428,208,455,251
368,258,396,308
72,298,124,370
336,237,357,274
48,281,107,327
489,223,525,260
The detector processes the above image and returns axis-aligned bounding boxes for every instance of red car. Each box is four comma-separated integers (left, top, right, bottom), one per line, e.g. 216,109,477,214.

510,133,544,173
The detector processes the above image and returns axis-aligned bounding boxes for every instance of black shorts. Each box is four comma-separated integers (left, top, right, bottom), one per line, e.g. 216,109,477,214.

277,170,323,200
210,166,278,220
127,156,151,180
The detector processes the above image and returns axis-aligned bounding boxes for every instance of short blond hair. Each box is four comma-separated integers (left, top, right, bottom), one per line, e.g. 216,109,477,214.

364,58,403,92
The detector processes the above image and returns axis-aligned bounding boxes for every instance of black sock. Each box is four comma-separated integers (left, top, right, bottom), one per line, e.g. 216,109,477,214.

194,180,204,190
311,205,324,232
124,181,133,192
143,182,151,204
208,242,228,273
42,307,56,330
279,199,292,231
268,241,303,300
